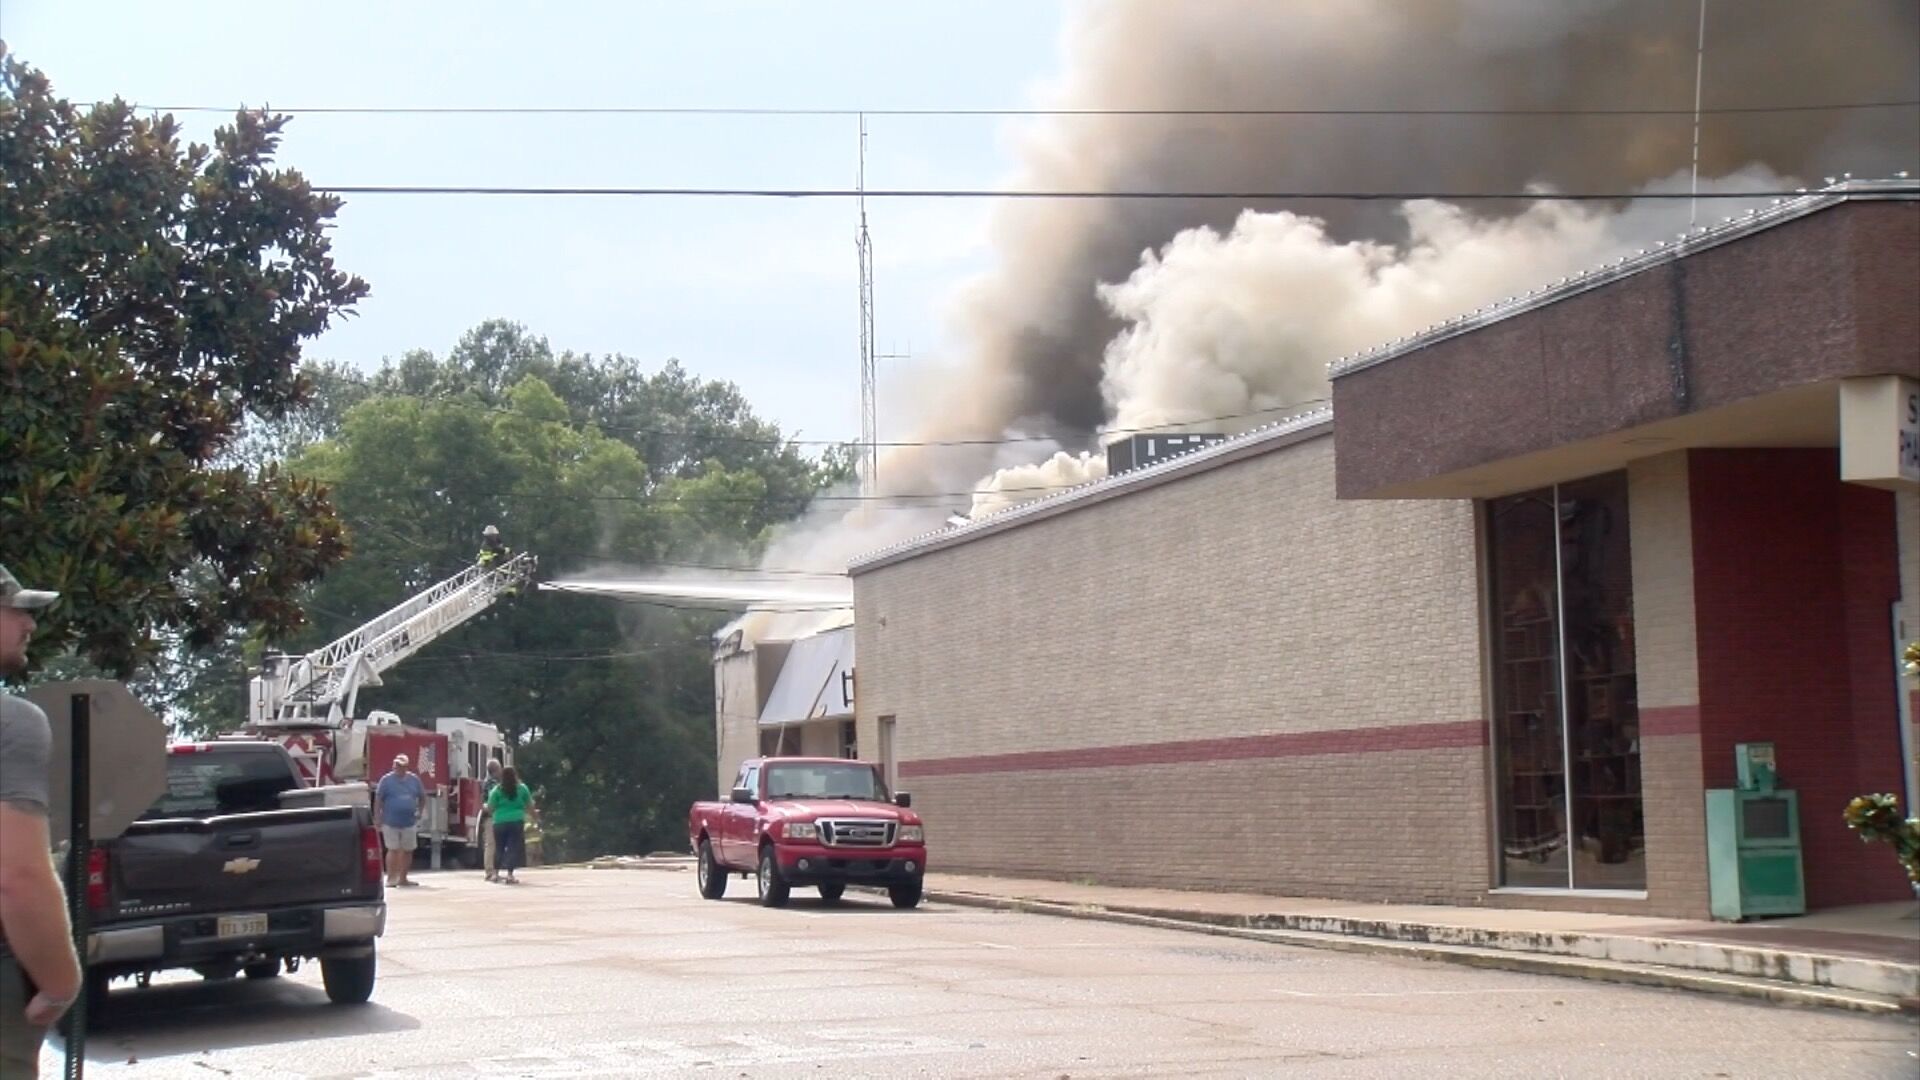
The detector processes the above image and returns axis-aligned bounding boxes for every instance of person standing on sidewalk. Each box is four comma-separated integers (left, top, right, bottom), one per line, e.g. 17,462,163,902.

479,757,502,882
0,567,83,1078
373,754,426,888
484,767,535,885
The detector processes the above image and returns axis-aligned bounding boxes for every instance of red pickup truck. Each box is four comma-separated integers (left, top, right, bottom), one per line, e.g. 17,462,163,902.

688,757,926,909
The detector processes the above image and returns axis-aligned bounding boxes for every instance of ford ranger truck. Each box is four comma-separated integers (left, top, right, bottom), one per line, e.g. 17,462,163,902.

75,739,386,1015
688,757,926,909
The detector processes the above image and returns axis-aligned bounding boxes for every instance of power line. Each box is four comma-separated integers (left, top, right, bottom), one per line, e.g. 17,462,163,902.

313,185,1918,201
312,366,1328,449
126,100,1920,118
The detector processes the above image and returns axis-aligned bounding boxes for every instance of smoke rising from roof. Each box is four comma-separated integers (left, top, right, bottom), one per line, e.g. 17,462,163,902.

770,0,1920,581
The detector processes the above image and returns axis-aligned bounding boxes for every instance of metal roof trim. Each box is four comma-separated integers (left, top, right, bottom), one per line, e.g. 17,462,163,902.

1326,176,1917,381
848,406,1334,575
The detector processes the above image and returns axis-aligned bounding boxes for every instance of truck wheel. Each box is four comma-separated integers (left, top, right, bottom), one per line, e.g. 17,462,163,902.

756,845,790,908
697,839,728,900
888,879,923,910
321,948,377,1005
817,882,846,903
243,960,283,980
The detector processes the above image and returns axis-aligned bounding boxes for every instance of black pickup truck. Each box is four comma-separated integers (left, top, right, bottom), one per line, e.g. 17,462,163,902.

77,739,387,1011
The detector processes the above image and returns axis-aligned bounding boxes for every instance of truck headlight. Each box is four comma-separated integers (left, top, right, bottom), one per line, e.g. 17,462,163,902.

783,822,817,841
897,825,924,844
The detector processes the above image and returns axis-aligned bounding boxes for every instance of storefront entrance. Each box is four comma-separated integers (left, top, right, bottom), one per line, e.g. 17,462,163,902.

1487,470,1646,891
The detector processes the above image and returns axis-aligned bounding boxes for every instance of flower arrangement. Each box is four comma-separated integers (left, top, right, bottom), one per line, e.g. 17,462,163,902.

1842,793,1920,885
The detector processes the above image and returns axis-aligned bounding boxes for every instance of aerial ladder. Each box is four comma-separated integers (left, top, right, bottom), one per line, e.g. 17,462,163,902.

246,538,537,784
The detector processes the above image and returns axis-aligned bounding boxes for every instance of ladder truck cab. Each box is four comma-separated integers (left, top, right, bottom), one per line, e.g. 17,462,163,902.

243,540,536,864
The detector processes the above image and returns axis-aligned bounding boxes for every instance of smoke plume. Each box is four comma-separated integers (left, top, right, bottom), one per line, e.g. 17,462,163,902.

768,0,1919,584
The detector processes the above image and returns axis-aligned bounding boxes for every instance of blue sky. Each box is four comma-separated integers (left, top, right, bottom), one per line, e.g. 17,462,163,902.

3,1,1069,444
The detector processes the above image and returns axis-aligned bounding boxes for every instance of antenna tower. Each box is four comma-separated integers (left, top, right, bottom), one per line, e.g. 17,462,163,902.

855,114,879,495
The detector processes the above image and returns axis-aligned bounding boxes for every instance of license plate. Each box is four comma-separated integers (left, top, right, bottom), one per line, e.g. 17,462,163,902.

217,914,268,939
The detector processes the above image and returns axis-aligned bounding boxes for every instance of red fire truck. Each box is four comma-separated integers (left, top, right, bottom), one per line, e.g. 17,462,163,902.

243,545,536,865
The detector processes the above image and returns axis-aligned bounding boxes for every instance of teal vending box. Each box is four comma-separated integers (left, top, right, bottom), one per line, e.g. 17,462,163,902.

1705,742,1807,920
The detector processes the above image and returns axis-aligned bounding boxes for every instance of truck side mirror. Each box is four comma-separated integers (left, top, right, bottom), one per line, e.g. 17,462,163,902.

893,792,912,808
730,786,755,805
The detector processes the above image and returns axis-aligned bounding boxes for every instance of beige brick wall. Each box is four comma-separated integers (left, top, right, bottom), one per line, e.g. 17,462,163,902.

713,651,761,799
1627,453,1699,711
915,748,1490,902
857,435,1484,758
854,432,1495,902
1620,452,1710,917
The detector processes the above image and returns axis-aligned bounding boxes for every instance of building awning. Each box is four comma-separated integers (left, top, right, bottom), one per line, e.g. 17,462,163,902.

1327,182,1918,499
758,626,855,728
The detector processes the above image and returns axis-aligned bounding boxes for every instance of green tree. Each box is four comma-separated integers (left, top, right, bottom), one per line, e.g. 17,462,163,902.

0,51,365,675
363,319,844,541
284,371,764,858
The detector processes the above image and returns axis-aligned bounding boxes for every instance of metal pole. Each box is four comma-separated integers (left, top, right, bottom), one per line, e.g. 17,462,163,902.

64,692,91,1079
1688,0,1708,225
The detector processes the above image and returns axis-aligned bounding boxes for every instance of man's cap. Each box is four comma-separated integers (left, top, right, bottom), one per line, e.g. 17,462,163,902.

0,566,58,610
393,753,411,766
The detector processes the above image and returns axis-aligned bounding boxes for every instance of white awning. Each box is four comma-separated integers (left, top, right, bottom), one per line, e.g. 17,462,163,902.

758,626,855,727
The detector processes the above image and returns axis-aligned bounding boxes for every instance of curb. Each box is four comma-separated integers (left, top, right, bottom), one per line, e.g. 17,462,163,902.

1076,901,1918,1000
925,889,1918,1017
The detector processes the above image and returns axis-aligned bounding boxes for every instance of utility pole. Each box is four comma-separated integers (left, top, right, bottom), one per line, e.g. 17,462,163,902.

855,114,878,496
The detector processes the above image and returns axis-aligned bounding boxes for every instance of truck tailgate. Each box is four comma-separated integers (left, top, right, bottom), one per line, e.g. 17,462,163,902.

111,806,370,919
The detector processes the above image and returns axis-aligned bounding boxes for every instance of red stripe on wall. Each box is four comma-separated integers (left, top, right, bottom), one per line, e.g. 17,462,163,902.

899,720,1486,779
1639,705,1702,737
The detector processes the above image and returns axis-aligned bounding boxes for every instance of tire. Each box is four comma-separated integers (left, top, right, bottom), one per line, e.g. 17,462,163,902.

756,845,790,908
697,839,728,900
321,948,377,1005
243,960,283,980
817,882,846,903
888,879,923,910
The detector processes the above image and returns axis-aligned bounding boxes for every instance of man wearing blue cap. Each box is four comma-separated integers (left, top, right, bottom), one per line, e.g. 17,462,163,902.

0,566,83,1078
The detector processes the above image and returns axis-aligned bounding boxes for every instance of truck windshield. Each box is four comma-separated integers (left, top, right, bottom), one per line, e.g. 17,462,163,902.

140,749,299,820
764,763,886,801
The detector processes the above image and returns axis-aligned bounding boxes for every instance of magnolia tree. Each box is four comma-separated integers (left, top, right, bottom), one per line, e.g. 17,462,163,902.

0,50,365,675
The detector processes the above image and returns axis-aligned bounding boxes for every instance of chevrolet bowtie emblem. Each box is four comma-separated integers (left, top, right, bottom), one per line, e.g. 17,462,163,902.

223,857,262,875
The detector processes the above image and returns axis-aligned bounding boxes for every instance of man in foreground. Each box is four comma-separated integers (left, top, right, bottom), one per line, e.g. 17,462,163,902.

0,567,84,1078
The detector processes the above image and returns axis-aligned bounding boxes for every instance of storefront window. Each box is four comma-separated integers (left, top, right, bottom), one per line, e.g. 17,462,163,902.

1487,473,1643,890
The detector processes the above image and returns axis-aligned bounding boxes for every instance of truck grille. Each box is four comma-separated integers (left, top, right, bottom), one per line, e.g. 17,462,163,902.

817,819,895,848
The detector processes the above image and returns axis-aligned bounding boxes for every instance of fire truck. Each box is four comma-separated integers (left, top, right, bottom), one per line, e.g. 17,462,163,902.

244,546,537,864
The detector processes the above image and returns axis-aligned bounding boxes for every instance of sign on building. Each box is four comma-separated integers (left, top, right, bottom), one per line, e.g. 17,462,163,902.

1840,375,1920,491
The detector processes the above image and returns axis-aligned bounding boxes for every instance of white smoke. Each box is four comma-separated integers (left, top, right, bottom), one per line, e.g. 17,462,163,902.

968,449,1109,519
1095,168,1794,435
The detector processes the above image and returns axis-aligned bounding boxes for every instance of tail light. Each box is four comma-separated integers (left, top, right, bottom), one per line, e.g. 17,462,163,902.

360,826,383,885
86,846,109,912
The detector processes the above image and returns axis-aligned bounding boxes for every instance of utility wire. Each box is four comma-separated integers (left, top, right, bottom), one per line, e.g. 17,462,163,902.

310,366,1328,449
312,185,1917,201
127,100,1920,118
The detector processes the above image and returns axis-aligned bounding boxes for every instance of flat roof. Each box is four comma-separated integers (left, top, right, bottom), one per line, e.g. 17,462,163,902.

1326,176,1917,381
849,406,1333,574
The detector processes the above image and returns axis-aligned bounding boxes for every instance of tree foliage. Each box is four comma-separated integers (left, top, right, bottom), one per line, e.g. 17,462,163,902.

262,329,847,859
0,51,364,675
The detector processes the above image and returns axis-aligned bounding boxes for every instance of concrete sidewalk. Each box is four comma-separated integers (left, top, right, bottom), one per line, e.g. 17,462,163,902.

577,854,1917,1014
915,871,1920,1015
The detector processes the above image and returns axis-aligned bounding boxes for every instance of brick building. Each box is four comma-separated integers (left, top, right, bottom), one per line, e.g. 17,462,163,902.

845,181,1918,918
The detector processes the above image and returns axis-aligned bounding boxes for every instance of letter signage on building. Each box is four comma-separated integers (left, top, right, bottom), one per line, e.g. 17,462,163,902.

1839,375,1920,491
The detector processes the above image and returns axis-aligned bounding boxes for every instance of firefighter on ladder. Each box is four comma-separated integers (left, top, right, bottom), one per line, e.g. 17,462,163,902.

477,525,508,567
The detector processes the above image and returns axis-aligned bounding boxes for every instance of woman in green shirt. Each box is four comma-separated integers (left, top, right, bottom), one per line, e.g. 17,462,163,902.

485,767,536,884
